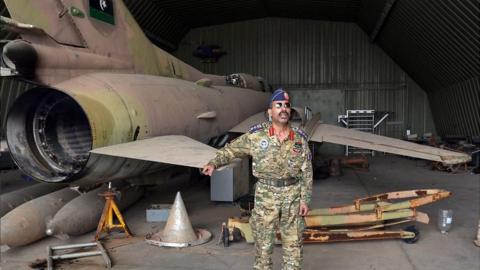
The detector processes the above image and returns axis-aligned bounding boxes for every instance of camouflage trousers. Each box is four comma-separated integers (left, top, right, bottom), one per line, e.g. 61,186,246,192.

250,181,304,270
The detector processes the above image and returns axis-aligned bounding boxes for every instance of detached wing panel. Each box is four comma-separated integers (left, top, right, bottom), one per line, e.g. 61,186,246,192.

311,124,470,165
90,135,216,168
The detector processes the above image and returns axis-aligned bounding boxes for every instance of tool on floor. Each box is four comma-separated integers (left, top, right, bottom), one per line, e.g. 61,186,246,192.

95,182,132,240
47,241,111,270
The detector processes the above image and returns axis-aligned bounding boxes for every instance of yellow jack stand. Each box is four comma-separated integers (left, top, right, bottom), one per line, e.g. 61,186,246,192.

95,186,132,241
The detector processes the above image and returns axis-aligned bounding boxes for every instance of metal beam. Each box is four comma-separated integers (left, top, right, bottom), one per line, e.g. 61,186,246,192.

370,0,398,42
145,30,178,51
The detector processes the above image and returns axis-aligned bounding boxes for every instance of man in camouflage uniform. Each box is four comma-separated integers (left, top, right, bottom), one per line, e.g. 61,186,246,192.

203,89,313,270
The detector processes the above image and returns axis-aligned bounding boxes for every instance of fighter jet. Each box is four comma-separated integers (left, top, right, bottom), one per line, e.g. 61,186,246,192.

1,0,470,187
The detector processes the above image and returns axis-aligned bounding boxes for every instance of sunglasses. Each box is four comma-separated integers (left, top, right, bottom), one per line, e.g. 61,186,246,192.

273,102,291,109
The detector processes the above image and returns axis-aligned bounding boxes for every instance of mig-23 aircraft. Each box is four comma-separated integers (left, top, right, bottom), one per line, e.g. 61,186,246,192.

1,0,470,187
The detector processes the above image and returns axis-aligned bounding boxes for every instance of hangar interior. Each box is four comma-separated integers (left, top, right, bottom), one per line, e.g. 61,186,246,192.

0,0,479,270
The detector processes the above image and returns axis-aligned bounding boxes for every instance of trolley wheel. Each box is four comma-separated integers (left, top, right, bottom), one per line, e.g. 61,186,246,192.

446,163,462,173
403,225,420,244
222,224,229,247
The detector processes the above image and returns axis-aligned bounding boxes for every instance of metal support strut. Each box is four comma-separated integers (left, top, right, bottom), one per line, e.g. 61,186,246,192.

95,182,132,241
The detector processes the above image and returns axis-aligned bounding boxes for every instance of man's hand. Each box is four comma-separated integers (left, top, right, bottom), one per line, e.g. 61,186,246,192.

299,202,309,216
202,164,215,176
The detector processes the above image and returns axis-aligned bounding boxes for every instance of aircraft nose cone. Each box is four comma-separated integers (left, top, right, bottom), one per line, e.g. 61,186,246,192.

2,40,37,78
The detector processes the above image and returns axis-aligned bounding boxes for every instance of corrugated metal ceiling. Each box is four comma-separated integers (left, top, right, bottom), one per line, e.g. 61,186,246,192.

123,0,362,50
356,0,479,136
369,0,479,90
128,0,480,136
153,0,361,27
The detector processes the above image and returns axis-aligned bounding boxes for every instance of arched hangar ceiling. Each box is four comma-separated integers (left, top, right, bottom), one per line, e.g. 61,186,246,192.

124,0,479,137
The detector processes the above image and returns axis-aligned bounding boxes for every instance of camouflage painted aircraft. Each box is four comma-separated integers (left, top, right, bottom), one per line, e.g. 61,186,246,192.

1,0,470,187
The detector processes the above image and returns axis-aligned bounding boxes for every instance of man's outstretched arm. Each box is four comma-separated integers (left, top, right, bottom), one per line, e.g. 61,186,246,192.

202,134,251,176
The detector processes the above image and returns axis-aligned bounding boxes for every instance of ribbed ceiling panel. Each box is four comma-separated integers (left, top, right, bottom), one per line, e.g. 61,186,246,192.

375,0,479,90
124,0,190,50
151,0,360,27
268,0,361,22
153,0,264,27
370,0,479,136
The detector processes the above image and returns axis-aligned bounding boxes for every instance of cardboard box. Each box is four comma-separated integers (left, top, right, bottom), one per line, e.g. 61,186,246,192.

146,204,171,222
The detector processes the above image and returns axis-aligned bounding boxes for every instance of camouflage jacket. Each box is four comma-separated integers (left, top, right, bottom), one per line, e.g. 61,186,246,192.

208,122,313,205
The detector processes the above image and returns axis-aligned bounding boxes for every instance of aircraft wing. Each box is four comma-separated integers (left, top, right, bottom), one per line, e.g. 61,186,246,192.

310,123,471,165
228,112,469,165
229,107,307,133
229,112,267,133
90,135,217,168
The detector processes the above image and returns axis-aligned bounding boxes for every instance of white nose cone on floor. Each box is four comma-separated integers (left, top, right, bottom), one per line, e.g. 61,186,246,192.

146,192,211,247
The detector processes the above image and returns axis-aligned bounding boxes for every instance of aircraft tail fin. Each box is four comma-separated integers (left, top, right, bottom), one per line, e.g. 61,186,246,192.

3,0,176,76
4,0,91,47
2,1,252,85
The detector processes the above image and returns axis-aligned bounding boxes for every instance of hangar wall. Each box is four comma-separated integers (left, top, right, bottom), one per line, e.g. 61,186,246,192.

174,18,436,139
429,77,480,137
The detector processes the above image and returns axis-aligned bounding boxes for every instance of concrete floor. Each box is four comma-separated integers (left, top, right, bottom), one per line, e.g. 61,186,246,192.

1,156,479,270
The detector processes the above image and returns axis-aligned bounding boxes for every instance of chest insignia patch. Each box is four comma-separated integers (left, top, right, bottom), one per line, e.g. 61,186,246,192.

293,141,302,153
259,139,269,150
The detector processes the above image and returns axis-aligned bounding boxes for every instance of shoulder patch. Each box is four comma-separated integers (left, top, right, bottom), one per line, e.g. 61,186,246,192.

294,127,309,141
248,123,264,134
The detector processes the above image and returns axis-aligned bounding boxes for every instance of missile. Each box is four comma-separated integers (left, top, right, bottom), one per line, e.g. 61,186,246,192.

46,185,144,237
0,170,33,195
0,182,67,217
0,187,79,247
45,185,107,237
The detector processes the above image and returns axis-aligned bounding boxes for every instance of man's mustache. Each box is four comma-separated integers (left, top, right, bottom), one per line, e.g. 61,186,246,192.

279,112,290,117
